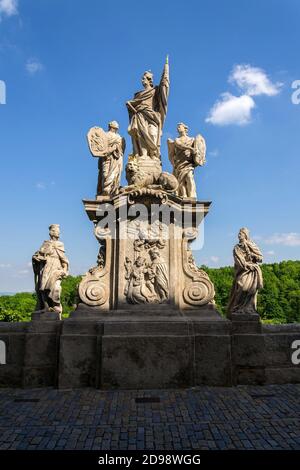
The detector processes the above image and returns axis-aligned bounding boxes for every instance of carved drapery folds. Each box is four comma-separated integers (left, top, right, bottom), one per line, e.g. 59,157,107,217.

124,222,169,305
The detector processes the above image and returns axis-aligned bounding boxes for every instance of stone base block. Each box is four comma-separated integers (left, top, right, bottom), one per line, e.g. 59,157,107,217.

230,312,262,334
32,310,61,321
58,321,101,389
57,313,232,389
194,335,232,386
1,312,300,390
101,335,192,389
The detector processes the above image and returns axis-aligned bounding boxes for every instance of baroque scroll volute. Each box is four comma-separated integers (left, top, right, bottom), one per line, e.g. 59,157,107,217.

78,225,111,307
182,227,215,307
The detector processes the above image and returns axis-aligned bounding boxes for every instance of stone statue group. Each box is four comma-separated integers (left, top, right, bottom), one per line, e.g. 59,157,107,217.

87,57,206,199
32,58,264,318
32,224,263,317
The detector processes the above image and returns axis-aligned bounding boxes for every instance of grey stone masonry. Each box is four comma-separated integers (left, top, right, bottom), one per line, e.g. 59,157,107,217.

0,311,300,389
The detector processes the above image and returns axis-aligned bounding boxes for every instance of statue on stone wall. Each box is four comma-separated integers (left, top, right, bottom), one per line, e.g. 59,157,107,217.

228,227,263,315
32,224,69,316
87,121,125,196
126,57,169,159
167,122,206,198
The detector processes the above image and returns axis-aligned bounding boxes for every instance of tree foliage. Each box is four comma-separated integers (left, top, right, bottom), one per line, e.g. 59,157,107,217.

203,260,300,323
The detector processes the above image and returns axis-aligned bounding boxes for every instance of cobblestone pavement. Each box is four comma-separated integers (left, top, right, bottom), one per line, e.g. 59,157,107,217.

0,384,299,450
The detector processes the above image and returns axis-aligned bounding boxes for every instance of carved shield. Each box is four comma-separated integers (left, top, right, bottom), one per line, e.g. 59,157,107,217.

87,127,109,157
194,134,206,166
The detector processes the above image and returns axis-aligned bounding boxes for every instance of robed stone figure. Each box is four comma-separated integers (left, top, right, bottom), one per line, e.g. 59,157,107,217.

228,227,263,315
32,224,69,315
168,122,206,198
87,121,125,196
126,58,170,159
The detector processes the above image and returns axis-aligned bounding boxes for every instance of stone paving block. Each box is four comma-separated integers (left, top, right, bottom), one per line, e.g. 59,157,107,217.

0,385,299,450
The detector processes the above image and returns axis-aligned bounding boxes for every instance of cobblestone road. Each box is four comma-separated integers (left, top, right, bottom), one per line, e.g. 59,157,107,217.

0,385,299,450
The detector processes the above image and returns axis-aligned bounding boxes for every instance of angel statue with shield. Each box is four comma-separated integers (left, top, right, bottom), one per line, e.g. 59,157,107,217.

87,121,126,196
167,122,206,199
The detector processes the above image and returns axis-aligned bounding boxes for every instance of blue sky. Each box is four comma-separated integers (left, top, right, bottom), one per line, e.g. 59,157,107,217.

0,0,300,292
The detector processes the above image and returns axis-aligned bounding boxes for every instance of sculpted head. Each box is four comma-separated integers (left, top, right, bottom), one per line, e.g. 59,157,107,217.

149,248,160,261
177,122,188,136
49,224,60,240
238,227,250,243
135,256,145,267
142,71,154,89
108,121,119,134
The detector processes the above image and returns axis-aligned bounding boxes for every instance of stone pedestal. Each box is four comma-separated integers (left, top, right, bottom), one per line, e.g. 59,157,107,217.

22,320,61,388
2,311,300,390
230,312,266,385
58,311,232,390
75,190,216,317
32,310,61,321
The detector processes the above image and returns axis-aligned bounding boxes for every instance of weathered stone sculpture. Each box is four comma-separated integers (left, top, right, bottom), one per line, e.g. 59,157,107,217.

123,58,170,190
126,57,169,160
77,58,216,314
168,123,206,198
124,226,169,305
32,224,69,317
228,227,263,315
87,121,125,196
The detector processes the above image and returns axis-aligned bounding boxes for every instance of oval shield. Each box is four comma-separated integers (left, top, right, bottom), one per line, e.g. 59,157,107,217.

87,127,109,157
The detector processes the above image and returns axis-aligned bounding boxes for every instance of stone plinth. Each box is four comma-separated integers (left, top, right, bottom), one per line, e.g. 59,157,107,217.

75,190,216,317
1,316,300,389
58,311,232,389
231,312,266,385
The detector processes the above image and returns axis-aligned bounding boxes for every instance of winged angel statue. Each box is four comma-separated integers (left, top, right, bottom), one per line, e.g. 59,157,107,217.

87,121,126,196
167,122,206,198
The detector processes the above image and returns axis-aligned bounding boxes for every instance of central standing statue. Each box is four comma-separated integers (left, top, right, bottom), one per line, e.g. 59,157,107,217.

126,57,169,159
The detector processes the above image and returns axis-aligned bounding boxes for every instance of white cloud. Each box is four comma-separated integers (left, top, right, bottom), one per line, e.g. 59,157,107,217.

210,256,219,263
266,250,275,256
35,181,56,190
206,93,255,126
0,0,18,19
206,64,283,126
0,263,12,268
36,182,46,190
26,58,43,75
265,233,300,247
229,64,283,97
208,149,219,157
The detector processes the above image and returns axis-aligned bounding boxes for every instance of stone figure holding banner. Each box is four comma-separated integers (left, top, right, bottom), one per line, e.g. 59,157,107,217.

126,57,169,159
